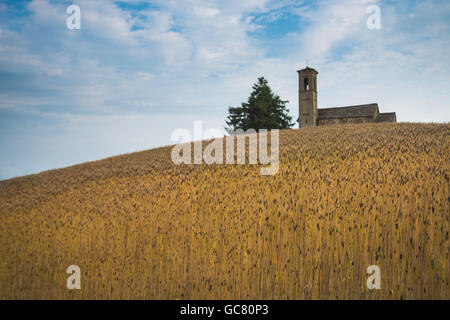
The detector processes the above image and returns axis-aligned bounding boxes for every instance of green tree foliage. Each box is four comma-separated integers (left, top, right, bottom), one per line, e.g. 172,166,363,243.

226,77,294,132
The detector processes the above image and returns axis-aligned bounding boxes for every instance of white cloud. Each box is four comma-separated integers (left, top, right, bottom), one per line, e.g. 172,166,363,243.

193,6,221,18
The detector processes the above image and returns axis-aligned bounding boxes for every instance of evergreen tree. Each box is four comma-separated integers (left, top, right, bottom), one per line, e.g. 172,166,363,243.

226,77,294,132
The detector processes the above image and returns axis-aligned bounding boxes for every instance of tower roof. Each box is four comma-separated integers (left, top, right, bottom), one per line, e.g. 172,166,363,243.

297,67,318,74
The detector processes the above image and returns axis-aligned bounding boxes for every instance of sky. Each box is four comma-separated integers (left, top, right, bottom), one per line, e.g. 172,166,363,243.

0,0,449,180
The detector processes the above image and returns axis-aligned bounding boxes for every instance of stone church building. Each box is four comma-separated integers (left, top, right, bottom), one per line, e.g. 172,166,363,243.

297,67,396,128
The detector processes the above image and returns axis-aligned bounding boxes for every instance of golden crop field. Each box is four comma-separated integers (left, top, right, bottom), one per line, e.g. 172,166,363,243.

0,123,448,299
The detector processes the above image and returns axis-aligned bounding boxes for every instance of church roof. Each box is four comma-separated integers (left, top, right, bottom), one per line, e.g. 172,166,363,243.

317,103,379,120
374,112,397,123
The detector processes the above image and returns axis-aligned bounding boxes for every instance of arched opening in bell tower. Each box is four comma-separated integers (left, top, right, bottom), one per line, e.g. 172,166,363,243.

304,77,309,91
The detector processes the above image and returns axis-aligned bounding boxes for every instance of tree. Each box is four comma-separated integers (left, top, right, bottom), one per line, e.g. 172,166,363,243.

225,77,294,132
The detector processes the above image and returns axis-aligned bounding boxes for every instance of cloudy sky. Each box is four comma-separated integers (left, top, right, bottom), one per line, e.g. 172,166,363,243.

0,0,449,179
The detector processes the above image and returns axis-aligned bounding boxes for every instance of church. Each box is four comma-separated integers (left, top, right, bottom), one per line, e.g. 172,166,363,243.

297,67,396,128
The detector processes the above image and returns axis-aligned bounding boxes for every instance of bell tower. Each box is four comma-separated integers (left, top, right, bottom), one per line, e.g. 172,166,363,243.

298,67,318,128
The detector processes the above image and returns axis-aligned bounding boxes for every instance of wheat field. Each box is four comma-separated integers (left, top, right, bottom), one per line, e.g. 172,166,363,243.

0,123,448,299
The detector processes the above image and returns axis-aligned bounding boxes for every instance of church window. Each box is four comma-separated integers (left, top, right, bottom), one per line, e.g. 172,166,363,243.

304,77,309,91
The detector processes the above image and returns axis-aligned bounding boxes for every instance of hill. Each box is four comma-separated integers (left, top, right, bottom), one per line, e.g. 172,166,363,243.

0,123,448,299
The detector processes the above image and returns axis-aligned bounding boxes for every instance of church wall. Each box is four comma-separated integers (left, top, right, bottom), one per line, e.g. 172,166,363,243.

317,117,372,126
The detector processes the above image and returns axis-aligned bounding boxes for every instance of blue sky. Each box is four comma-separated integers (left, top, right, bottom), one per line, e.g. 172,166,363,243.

0,0,449,179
